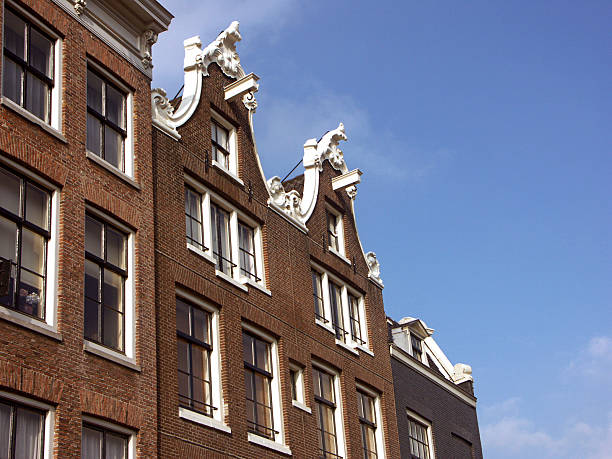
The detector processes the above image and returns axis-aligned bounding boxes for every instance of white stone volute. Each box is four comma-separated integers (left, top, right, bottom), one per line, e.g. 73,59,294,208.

267,177,305,221
200,21,245,79
151,88,180,139
365,251,383,286
242,92,258,111
317,123,348,173
453,363,473,382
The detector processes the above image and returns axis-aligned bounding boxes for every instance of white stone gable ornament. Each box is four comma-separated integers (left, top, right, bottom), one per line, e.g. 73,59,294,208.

365,251,383,287
267,177,306,221
200,21,246,79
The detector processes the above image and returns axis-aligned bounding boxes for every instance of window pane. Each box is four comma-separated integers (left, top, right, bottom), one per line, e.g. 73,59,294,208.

103,269,123,312
103,306,123,350
2,57,23,105
0,216,17,263
0,166,21,216
255,339,270,372
87,70,103,114
176,299,190,335
106,433,126,459
4,10,26,58
87,114,102,156
29,28,53,77
85,216,103,258
106,227,125,270
21,228,45,275
217,124,229,149
25,183,49,230
18,269,44,317
211,205,231,275
104,126,123,170
242,333,254,366
191,346,209,380
106,85,124,128
84,298,100,342
0,403,10,458
177,372,190,405
321,372,334,403
25,72,49,121
177,339,189,373
254,373,271,405
84,260,100,301
14,407,43,459
82,426,102,459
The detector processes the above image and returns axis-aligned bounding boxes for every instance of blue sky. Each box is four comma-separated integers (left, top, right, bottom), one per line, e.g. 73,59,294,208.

152,1,612,457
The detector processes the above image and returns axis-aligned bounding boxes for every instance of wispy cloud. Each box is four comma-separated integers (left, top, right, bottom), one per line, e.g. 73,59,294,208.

565,335,612,385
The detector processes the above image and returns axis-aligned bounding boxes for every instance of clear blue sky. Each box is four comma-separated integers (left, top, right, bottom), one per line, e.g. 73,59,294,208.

153,1,612,457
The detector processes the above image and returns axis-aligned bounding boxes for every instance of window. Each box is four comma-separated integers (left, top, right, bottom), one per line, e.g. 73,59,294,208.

407,415,433,459
326,208,345,256
184,178,266,291
82,424,128,459
0,399,45,459
84,214,127,352
289,363,309,412
2,6,54,123
357,391,378,459
210,111,238,178
0,166,50,320
410,334,423,362
87,67,127,172
312,265,369,352
289,369,298,401
313,366,344,459
176,298,214,417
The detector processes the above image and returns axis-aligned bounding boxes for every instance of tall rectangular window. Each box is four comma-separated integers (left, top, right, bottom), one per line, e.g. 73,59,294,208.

176,298,214,416
84,215,127,352
238,222,258,281
348,294,364,345
2,7,54,123
185,186,205,251
210,203,234,276
243,331,275,439
313,367,341,458
407,417,431,459
358,391,378,459
211,119,230,169
312,270,326,323
0,166,50,319
411,334,423,362
328,281,346,343
87,68,127,171
82,424,128,459
326,211,340,252
0,399,45,459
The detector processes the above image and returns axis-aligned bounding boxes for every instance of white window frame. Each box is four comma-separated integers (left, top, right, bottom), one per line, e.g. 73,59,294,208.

83,205,136,370
0,389,55,459
408,331,427,365
1,1,63,138
210,109,242,185
406,409,435,459
184,175,268,294
81,415,136,459
326,205,348,262
0,155,60,341
86,60,135,180
313,361,346,459
312,263,370,354
242,322,291,456
356,382,386,459
289,362,310,414
176,288,230,433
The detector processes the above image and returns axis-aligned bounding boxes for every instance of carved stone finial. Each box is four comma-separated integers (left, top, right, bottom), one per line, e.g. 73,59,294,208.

74,0,86,15
267,177,305,220
200,21,245,79
316,123,348,172
242,92,258,112
453,363,473,381
365,251,383,286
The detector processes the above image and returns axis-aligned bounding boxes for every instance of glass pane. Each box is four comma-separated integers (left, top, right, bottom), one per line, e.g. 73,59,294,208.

176,339,189,373
2,57,23,105
29,28,53,77
104,126,123,170
106,227,125,269
192,308,209,344
244,371,254,400
85,216,103,258
4,10,26,58
87,70,103,114
177,372,190,404
0,167,21,215
82,426,102,459
312,368,321,397
14,407,43,459
255,339,269,372
103,306,123,350
87,114,102,156
18,269,44,317
0,216,17,263
254,373,271,406
321,372,334,403
324,431,338,456
103,269,123,312
0,403,11,459
242,333,254,366
25,72,49,121
256,404,272,436
364,425,377,453
106,84,124,128
217,124,228,149
322,405,335,434
176,299,190,335
84,260,100,301
245,398,255,427
21,228,45,274
25,183,49,229
105,433,126,459
84,298,100,342
191,345,207,380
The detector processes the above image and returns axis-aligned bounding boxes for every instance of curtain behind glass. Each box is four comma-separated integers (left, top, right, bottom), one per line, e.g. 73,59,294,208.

14,407,43,459
0,403,11,458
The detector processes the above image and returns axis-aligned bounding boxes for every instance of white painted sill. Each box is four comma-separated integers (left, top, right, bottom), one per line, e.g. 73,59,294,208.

1,97,67,143
291,400,312,414
328,247,351,266
0,306,62,341
356,344,374,356
86,151,140,190
83,341,141,372
315,319,335,335
247,432,292,456
216,270,248,292
242,277,271,296
179,407,231,434
187,244,252,293
187,244,216,265
336,339,359,356
212,160,244,186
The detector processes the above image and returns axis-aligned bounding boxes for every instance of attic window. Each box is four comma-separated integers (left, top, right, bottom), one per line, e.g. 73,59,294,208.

326,207,345,257
411,334,423,362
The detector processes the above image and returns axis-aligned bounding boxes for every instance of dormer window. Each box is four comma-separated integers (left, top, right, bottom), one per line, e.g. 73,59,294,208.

411,334,423,362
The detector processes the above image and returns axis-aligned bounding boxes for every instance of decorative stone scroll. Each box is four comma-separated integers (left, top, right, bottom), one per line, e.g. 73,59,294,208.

200,21,245,79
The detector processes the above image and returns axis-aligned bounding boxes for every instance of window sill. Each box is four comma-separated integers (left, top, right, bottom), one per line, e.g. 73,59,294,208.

179,407,231,434
336,339,359,356
315,319,335,335
242,277,271,296
291,400,312,414
1,97,67,143
216,270,249,292
86,152,140,190
328,247,351,265
212,160,244,186
0,305,62,341
83,341,141,372
355,344,374,356
247,432,292,456
187,243,216,265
